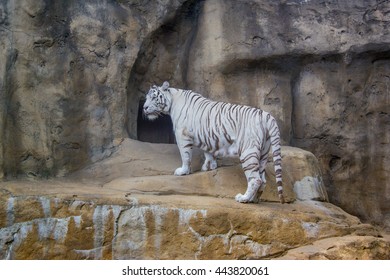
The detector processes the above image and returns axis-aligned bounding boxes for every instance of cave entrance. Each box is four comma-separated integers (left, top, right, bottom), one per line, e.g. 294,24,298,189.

137,100,176,144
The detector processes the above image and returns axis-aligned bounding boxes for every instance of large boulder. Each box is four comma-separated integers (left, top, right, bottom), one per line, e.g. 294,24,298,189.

73,139,328,203
0,140,388,259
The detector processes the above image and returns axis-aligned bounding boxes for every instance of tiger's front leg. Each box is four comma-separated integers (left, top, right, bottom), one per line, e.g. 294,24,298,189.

174,128,193,176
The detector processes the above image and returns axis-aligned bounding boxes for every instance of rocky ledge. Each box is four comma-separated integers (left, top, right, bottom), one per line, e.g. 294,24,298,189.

0,139,388,259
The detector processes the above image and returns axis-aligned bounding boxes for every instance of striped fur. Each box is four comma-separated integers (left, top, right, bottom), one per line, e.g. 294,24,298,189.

143,81,285,204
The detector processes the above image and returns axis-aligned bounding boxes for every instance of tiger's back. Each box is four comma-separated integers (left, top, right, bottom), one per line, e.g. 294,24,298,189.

170,90,272,158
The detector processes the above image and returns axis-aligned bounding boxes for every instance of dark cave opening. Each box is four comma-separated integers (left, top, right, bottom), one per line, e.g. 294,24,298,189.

137,100,176,144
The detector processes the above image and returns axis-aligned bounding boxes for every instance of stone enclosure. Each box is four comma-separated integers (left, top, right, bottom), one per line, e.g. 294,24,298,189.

0,0,389,259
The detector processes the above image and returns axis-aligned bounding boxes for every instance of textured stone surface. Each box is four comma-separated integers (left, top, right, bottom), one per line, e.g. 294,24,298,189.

0,185,388,260
72,139,328,203
292,58,390,228
0,0,188,178
0,140,388,260
277,234,390,260
0,0,389,232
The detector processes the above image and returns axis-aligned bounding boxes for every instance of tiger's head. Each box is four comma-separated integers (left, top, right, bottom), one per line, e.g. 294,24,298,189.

143,81,172,121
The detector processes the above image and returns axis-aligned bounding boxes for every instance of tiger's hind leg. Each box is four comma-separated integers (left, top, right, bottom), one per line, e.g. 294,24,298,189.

201,152,217,171
235,177,262,203
254,154,268,202
235,148,262,203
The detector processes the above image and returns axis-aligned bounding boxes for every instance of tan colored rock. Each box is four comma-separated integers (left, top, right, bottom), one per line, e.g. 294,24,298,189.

0,140,388,260
292,59,390,227
73,139,328,203
0,187,386,260
277,235,390,260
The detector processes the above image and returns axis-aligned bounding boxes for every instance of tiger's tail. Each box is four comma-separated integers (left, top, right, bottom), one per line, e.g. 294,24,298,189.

266,114,285,204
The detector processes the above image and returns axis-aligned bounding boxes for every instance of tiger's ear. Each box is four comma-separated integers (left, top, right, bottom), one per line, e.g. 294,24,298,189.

146,86,155,96
162,81,169,90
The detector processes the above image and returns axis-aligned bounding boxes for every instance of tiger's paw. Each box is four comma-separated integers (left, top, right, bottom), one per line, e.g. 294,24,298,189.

174,167,190,176
201,160,217,172
235,193,250,203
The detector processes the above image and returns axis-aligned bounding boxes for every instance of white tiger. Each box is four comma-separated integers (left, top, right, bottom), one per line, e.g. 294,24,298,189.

143,81,285,204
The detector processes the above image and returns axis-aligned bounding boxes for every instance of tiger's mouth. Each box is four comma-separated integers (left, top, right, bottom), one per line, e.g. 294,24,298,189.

143,111,159,121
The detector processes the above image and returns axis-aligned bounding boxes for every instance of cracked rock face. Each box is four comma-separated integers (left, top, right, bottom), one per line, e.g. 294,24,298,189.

0,190,388,260
0,0,188,178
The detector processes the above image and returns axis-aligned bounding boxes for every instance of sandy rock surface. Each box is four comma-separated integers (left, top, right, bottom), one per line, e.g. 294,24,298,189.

0,140,388,259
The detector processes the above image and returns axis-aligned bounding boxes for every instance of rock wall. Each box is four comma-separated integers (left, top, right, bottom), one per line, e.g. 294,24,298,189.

0,0,189,177
1,0,389,227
